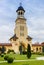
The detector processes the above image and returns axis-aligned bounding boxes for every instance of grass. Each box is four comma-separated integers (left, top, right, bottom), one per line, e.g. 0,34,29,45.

0,60,44,65
0,53,44,65
0,56,4,61
0,53,43,61
6,53,43,60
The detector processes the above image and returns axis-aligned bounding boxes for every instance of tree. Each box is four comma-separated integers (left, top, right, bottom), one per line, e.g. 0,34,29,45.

0,47,1,54
0,48,1,51
27,44,31,59
19,44,22,55
1,46,6,54
42,46,44,53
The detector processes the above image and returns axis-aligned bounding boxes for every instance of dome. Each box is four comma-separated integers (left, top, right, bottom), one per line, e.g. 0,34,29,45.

16,6,25,12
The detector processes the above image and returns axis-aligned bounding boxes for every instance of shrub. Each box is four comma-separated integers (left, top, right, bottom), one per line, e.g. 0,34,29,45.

7,49,14,53
4,55,9,60
42,53,44,55
4,53,6,55
13,52,16,54
1,46,6,54
22,51,27,55
1,54,4,57
0,53,1,55
27,44,31,59
7,57,14,63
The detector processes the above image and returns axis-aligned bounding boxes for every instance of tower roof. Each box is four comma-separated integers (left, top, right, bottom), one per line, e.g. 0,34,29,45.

9,34,18,41
16,5,25,12
26,36,32,41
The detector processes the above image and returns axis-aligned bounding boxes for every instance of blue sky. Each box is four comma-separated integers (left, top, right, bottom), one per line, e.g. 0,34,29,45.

0,0,44,43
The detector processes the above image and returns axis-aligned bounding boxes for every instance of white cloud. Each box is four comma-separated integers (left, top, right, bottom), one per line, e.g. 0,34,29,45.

0,24,14,43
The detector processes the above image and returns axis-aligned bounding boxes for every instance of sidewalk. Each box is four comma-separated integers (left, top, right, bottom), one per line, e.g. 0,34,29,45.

0,59,37,63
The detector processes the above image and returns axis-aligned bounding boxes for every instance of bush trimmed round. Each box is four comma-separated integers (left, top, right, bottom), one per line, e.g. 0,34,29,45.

4,55,9,60
7,57,14,63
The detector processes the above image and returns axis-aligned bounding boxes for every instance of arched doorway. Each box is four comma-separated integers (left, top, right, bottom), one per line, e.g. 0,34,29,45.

19,42,26,54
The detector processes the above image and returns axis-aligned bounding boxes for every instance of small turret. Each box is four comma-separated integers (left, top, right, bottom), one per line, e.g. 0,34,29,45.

16,3,25,18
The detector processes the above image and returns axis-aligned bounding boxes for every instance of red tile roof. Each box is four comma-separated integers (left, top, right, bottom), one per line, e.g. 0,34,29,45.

0,43,12,46
0,42,44,47
32,42,44,46
32,44,41,46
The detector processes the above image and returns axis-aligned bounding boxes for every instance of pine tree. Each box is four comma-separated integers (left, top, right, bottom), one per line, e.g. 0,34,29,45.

27,44,31,59
1,46,6,54
19,44,22,55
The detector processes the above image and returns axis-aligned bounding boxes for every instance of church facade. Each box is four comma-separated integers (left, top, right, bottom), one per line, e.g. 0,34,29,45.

9,5,32,53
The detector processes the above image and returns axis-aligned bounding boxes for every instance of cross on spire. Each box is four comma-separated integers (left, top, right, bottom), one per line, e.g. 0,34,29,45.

20,3,22,6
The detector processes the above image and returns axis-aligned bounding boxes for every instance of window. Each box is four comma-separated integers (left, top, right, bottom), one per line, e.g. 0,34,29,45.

20,33,24,36
18,12,20,15
20,26,24,31
39,47,41,52
21,12,22,15
20,26,24,36
36,48,38,52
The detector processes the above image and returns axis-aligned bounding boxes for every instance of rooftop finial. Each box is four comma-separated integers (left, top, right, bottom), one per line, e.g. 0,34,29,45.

20,3,22,6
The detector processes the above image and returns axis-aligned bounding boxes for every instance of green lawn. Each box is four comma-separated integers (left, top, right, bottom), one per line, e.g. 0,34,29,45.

0,53,43,61
0,60,44,65
0,53,44,65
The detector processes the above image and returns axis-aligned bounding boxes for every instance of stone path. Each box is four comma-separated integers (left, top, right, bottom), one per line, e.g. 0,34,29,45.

14,59,37,62
0,59,37,63
36,57,44,60
0,61,7,63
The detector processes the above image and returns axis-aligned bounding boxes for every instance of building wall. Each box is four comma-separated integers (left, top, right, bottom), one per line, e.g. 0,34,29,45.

0,43,43,53
32,46,42,53
0,46,12,53
10,17,32,53
15,18,27,38
10,38,32,53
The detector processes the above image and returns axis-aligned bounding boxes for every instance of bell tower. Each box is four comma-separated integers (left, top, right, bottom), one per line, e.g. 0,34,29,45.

10,4,32,53
14,3,28,41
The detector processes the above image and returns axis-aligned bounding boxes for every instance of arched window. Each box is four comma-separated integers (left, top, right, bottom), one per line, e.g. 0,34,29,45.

18,12,20,15
21,12,22,15
36,48,38,52
39,47,41,52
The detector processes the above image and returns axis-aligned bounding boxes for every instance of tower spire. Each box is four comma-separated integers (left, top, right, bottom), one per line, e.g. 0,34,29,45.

20,3,22,6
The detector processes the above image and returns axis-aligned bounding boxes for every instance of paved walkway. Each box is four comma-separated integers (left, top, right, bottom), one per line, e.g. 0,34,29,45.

0,61,7,63
0,59,38,63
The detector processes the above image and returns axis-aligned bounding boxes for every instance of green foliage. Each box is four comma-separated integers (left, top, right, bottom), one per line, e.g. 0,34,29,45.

42,46,44,52
19,45,22,55
4,55,9,60
22,51,27,55
42,53,44,55
1,54,4,57
7,57,14,63
4,53,6,55
0,47,1,51
1,46,6,54
4,54,14,63
7,49,14,53
27,44,31,59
